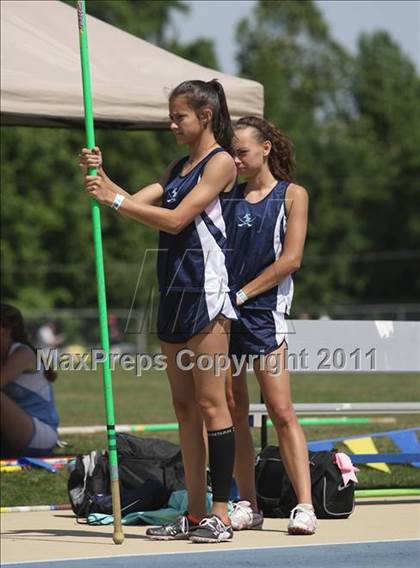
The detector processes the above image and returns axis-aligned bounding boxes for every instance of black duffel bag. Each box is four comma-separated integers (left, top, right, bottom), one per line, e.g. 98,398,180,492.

255,446,355,519
116,433,185,491
68,433,185,517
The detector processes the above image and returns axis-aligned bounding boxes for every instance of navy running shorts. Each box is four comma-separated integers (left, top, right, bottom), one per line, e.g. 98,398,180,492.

229,306,288,357
157,290,238,343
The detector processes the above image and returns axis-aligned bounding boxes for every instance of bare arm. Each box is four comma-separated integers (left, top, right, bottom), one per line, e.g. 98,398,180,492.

126,159,180,207
80,147,170,207
239,184,309,303
85,152,236,234
1,346,37,388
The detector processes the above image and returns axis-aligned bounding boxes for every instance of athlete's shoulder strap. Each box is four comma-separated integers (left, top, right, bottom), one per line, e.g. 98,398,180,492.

274,179,290,200
201,146,227,168
199,147,232,182
8,342,24,356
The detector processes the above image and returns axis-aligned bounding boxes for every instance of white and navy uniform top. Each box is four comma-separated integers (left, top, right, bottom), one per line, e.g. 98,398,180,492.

2,343,59,429
227,180,293,356
157,147,238,343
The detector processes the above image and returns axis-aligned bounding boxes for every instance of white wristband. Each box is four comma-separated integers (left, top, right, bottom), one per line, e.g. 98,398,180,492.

236,288,248,305
111,194,125,210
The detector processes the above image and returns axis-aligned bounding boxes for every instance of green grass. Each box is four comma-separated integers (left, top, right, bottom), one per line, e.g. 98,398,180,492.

1,368,419,507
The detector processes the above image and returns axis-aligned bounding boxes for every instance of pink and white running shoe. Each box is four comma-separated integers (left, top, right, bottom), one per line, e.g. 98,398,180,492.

287,505,317,535
229,500,264,531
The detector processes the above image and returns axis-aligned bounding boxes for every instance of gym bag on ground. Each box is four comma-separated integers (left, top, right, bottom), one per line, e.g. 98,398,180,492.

68,433,185,517
255,446,356,519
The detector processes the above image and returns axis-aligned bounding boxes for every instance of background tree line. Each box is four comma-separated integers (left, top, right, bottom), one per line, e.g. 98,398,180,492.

1,0,419,319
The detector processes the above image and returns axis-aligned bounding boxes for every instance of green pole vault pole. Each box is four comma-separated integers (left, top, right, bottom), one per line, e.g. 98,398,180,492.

76,0,124,545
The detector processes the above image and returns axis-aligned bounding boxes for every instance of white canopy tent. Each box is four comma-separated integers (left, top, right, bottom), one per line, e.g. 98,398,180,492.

0,0,264,129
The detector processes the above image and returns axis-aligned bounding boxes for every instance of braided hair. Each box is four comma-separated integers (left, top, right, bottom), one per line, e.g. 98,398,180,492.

235,116,295,182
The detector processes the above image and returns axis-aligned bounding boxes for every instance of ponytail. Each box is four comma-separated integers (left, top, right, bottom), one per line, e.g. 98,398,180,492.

207,80,234,154
235,116,295,182
0,304,57,382
169,79,234,153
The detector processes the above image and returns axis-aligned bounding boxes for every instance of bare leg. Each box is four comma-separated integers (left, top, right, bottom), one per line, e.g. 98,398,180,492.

255,343,312,504
161,341,207,519
187,317,233,523
226,365,258,510
1,391,34,454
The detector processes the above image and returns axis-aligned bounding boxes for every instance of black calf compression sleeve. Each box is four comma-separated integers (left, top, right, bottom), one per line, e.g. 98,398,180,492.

207,426,235,502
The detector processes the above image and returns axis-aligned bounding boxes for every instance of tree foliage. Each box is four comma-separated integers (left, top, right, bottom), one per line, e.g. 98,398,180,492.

236,0,420,312
63,0,188,46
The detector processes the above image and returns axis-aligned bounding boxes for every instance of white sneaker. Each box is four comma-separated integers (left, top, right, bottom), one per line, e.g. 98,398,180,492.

229,500,264,531
288,505,317,535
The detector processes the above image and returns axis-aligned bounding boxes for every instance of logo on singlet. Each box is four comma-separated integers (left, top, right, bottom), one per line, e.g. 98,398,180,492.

237,212,256,227
167,187,180,203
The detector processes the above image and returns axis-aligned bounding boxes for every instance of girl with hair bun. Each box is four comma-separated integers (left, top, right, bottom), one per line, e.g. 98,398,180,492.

80,80,238,543
227,117,317,535
1,304,59,457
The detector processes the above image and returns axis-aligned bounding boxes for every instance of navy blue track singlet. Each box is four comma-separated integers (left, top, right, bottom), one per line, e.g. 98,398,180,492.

226,180,294,314
156,147,237,342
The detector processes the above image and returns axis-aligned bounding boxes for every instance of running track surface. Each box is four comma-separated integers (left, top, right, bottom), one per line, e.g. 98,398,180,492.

3,540,420,568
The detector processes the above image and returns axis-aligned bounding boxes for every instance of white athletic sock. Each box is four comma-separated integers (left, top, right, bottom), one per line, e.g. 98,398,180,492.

297,503,314,511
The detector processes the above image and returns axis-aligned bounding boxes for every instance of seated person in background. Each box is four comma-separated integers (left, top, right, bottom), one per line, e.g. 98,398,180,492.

0,304,59,457
37,321,65,350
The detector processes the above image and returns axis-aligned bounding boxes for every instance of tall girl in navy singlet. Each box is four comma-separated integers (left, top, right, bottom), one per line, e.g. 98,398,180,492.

80,80,237,543
226,117,317,535
157,147,237,342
